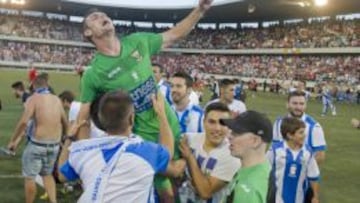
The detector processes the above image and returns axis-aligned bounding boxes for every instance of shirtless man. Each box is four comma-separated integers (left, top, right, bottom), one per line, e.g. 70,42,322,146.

7,74,68,203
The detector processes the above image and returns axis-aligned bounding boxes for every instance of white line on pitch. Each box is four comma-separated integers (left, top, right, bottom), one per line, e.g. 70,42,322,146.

0,174,22,178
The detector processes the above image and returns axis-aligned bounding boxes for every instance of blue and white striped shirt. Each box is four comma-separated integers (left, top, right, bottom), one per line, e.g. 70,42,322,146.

172,103,204,134
60,135,169,203
267,141,320,203
273,114,326,153
158,79,172,105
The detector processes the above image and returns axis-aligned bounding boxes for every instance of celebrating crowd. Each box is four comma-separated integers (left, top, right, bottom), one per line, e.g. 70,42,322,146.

0,40,359,83
1,0,358,202
0,40,93,65
0,13,359,49
153,54,360,83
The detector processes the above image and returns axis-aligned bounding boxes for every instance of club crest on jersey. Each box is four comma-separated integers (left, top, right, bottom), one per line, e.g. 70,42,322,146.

131,50,142,62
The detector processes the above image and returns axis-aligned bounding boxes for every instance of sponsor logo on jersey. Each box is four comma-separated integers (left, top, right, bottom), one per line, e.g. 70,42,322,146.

129,76,157,113
107,67,122,79
131,50,142,62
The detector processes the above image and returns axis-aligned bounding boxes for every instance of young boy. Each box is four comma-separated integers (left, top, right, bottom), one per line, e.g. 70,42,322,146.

267,117,320,203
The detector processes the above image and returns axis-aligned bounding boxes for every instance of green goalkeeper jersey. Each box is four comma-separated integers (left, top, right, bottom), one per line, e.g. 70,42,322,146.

80,32,180,145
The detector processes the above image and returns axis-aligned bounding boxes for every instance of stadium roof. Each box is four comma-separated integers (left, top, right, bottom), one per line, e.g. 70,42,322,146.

2,0,360,23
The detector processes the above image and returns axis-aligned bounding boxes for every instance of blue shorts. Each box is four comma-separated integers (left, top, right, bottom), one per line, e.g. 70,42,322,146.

22,140,60,178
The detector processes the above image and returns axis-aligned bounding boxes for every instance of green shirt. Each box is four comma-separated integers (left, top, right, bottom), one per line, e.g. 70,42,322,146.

223,161,270,203
80,32,180,146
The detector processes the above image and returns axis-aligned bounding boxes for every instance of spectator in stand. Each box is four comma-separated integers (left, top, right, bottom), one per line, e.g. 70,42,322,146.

1,39,359,85
2,14,358,49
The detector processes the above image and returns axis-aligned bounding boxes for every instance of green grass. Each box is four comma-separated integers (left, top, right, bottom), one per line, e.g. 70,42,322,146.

1,69,360,203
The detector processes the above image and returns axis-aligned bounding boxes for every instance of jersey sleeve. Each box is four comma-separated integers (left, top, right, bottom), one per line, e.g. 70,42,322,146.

126,142,170,173
266,147,274,167
80,71,97,103
307,155,320,181
311,123,327,152
210,154,241,182
272,119,282,142
199,114,204,133
60,161,79,181
159,84,168,99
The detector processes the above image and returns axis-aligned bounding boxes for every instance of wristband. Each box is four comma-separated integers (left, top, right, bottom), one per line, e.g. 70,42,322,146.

66,135,77,142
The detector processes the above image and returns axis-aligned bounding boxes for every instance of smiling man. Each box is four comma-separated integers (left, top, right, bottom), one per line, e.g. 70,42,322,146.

170,72,204,134
179,102,240,203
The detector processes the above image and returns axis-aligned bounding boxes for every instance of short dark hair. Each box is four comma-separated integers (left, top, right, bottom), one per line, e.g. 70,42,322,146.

82,8,102,43
152,63,165,73
280,117,306,140
98,90,134,133
288,90,306,101
220,79,234,88
33,75,47,88
205,102,230,118
11,81,25,91
172,72,193,88
58,91,75,103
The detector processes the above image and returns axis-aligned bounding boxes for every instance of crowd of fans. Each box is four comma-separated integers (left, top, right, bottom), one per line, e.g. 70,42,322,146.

174,20,359,49
0,40,93,65
153,54,360,83
0,38,359,83
0,13,358,88
0,14,359,49
0,14,82,41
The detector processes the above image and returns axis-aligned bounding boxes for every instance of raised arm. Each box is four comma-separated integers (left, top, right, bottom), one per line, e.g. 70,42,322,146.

58,120,88,182
161,0,213,48
75,103,91,140
151,93,174,159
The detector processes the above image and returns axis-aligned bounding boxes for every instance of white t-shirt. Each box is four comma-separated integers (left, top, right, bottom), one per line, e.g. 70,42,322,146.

69,101,106,138
183,133,241,203
60,135,170,203
189,90,200,106
206,99,247,116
